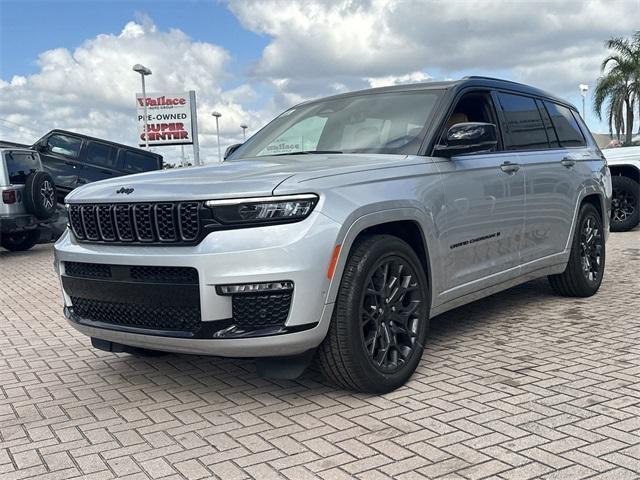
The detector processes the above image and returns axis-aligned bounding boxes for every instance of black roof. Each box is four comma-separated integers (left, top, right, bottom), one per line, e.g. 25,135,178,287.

297,76,576,111
37,129,163,159
0,140,30,149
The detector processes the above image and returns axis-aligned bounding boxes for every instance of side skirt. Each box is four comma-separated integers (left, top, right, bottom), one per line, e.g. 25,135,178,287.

430,262,566,318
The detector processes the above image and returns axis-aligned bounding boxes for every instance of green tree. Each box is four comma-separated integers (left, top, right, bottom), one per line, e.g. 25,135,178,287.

593,32,640,144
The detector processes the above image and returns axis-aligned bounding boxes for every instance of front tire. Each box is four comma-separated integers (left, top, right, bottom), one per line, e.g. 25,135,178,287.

610,175,639,232
316,235,429,393
1,230,40,252
548,203,605,297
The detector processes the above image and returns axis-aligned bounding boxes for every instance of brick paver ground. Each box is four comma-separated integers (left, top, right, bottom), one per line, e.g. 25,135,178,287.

1,229,639,480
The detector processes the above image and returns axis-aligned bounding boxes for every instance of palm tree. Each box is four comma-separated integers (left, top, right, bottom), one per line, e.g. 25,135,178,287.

593,32,640,144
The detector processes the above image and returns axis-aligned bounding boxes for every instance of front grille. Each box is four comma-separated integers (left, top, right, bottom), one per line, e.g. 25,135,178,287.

232,292,292,329
96,205,116,241
68,202,201,244
71,297,201,332
130,266,198,284
64,262,198,284
114,205,134,241
133,204,154,241
65,262,111,279
81,205,99,240
179,203,200,241
64,263,201,334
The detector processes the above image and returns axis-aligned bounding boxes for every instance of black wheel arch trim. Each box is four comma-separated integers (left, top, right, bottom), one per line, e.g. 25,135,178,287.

326,207,434,316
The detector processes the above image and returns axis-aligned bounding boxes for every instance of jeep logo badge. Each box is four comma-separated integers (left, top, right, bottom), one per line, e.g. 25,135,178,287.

116,187,134,195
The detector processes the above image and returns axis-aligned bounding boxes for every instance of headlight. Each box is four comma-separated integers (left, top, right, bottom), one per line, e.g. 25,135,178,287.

205,194,318,226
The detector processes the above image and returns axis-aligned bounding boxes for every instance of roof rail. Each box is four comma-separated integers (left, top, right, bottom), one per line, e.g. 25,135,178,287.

462,76,527,87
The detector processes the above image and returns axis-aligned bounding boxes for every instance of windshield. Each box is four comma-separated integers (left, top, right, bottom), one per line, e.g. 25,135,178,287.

230,90,443,159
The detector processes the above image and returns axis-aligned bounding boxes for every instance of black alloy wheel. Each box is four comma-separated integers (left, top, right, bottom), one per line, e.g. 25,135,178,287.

579,214,603,283
610,175,639,232
360,256,423,374
548,203,605,297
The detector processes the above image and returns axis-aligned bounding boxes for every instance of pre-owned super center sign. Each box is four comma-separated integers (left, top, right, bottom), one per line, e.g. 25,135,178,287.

136,91,197,146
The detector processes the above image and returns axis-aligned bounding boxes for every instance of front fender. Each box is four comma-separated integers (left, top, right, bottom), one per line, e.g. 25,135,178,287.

324,205,439,308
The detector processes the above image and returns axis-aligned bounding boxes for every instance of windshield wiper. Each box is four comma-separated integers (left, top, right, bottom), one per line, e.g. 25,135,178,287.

270,150,343,156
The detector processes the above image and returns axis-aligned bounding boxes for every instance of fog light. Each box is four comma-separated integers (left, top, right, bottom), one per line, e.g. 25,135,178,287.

216,281,293,295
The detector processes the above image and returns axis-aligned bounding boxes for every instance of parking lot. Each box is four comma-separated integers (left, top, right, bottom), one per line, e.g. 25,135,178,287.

0,229,638,480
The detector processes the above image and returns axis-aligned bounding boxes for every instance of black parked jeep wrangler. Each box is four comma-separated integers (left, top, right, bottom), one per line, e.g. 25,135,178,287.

32,130,163,203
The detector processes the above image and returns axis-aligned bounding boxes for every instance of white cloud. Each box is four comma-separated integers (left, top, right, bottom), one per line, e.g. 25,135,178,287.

367,71,432,88
2,2,639,155
0,17,264,164
229,0,639,101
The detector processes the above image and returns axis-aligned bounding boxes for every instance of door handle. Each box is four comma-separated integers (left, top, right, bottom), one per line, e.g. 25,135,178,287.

500,161,520,174
561,157,576,168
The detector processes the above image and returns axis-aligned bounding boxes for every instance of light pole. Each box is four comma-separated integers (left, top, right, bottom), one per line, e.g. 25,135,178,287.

211,111,222,162
240,124,248,140
579,84,589,120
133,64,152,149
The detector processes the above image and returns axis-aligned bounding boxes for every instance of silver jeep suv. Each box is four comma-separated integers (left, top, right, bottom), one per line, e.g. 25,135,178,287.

54,77,611,392
1,148,58,251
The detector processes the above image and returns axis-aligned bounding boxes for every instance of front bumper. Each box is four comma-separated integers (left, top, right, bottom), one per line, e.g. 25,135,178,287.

54,211,341,357
63,305,334,357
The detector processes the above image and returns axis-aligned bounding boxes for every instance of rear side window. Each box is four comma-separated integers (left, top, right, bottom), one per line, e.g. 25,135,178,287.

571,110,595,146
85,141,118,168
535,99,559,148
121,150,159,173
46,134,82,159
5,151,39,184
544,102,585,147
496,92,548,150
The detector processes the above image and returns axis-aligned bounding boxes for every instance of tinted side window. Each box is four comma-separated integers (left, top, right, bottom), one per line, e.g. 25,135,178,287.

85,142,118,168
496,92,548,150
571,110,595,146
122,150,159,173
46,134,82,159
544,102,585,147
535,99,559,148
6,152,39,184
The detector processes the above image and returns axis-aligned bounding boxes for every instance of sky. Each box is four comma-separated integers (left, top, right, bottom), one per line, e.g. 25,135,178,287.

1,0,639,164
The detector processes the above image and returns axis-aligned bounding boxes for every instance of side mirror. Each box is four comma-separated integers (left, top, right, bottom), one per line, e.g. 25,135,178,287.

224,143,242,160
435,122,498,157
34,142,47,152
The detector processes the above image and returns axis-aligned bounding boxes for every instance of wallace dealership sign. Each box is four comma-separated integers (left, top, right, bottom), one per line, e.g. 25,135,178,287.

136,91,198,147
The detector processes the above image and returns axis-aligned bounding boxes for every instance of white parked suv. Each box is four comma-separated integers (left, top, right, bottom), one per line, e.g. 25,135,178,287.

603,145,640,231
54,77,611,392
1,148,58,251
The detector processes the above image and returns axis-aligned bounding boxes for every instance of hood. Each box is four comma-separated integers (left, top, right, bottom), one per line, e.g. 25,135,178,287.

65,153,412,203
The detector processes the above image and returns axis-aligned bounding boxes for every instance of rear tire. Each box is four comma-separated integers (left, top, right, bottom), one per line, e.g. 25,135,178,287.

316,235,430,393
548,203,605,297
610,175,639,232
1,230,40,251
